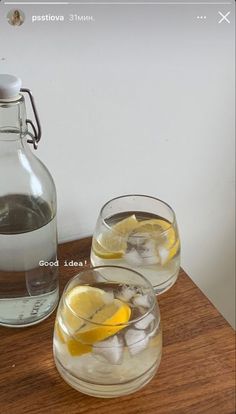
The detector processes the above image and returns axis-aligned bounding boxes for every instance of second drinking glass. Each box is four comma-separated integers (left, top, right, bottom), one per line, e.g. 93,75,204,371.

91,195,180,294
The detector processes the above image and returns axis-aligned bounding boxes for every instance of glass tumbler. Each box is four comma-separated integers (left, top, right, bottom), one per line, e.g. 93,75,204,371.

91,195,180,294
53,266,162,398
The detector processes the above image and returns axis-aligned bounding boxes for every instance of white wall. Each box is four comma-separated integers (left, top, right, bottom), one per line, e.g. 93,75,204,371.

0,2,235,327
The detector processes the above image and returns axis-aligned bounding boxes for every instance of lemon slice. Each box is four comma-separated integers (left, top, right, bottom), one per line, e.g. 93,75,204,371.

59,285,131,356
55,322,92,356
133,219,179,264
92,239,124,259
112,214,139,235
63,285,106,331
75,298,131,345
57,285,106,356
55,321,66,344
135,219,175,244
66,339,92,357
92,214,138,259
66,286,106,318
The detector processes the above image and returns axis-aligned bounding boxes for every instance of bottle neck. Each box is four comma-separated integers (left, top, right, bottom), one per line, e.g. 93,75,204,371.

0,95,27,142
0,136,28,157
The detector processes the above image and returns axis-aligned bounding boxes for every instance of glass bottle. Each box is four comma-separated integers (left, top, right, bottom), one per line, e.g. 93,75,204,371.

0,74,59,327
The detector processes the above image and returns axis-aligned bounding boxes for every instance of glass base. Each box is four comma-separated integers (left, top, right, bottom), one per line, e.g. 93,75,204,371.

54,355,160,398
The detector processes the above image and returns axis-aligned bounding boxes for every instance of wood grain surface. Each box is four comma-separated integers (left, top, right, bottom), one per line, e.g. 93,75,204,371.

0,238,235,414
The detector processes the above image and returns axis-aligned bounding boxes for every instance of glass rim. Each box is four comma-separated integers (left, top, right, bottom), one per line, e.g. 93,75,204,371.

62,265,157,328
100,194,177,236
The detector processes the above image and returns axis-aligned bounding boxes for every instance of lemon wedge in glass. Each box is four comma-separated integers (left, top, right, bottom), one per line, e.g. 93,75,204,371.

132,218,179,264
92,214,138,259
57,286,131,356
75,298,131,345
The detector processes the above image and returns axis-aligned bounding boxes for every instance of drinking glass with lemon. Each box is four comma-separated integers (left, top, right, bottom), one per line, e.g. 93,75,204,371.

53,266,162,398
91,195,180,294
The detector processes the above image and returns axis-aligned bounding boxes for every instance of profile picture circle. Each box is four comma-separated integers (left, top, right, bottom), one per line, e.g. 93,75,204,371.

7,9,25,26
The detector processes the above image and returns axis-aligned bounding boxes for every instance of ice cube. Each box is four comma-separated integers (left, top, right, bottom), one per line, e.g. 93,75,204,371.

125,329,149,356
133,293,151,308
92,335,124,365
126,236,160,266
139,239,160,265
158,247,169,265
116,285,136,302
124,249,143,266
135,313,155,330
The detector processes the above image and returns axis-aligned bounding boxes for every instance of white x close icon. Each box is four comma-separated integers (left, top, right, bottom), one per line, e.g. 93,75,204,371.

218,11,231,24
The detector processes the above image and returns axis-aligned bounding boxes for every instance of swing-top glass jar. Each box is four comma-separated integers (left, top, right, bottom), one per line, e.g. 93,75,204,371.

0,74,58,327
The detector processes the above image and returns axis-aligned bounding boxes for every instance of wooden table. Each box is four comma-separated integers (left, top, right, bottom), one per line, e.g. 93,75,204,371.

0,238,235,414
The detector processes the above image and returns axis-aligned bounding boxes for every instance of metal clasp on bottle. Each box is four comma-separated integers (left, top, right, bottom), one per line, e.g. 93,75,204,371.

20,88,42,150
